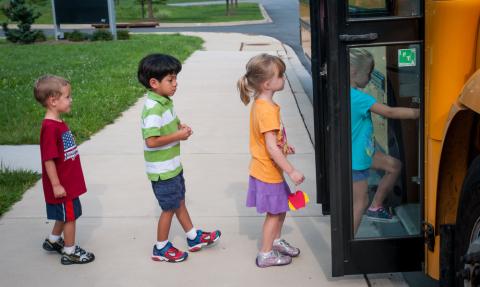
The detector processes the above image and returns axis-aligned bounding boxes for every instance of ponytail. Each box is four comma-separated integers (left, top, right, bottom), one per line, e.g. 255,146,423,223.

237,75,252,105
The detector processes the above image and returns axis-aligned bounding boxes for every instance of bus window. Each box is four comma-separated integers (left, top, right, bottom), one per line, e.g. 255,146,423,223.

349,45,421,239
348,0,420,18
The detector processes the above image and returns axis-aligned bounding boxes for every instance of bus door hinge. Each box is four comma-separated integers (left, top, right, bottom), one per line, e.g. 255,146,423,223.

423,222,435,251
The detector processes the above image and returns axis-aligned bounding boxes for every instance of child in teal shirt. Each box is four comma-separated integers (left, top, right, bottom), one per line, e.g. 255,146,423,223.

350,48,420,235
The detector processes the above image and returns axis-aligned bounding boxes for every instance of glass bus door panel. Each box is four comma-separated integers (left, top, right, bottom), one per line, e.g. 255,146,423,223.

349,44,421,240
348,0,421,18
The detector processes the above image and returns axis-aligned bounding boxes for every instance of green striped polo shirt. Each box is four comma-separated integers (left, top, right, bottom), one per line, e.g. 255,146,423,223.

141,91,182,181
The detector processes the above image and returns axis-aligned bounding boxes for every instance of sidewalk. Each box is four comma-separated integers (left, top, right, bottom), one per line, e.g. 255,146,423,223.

0,32,401,287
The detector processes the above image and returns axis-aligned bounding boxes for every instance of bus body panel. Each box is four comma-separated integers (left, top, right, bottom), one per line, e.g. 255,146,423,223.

425,0,480,278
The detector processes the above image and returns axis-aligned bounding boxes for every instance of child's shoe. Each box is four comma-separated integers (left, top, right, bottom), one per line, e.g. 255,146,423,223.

60,246,95,265
256,250,292,268
273,239,300,257
187,229,221,252
151,242,188,263
366,207,399,223
42,238,64,254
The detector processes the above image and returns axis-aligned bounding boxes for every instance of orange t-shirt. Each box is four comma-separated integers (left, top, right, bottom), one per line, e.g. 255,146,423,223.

249,99,286,183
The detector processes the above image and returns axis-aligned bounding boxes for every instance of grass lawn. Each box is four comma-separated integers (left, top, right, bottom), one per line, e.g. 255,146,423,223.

0,1,262,24
167,0,223,3
119,3,261,22
0,34,203,144
0,167,40,216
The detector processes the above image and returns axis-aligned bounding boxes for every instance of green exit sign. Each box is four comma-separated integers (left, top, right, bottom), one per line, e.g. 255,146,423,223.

398,48,416,67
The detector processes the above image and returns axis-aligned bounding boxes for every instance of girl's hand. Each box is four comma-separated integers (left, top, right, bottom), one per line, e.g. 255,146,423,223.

287,145,295,154
411,108,420,119
53,184,66,198
288,169,305,185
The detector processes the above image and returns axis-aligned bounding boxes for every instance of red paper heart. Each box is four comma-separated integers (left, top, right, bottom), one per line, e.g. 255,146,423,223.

288,190,306,210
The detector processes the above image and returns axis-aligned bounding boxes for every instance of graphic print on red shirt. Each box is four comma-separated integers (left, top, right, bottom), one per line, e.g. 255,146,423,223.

40,119,86,204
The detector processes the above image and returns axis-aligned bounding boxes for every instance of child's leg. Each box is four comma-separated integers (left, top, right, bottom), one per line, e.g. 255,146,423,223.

353,179,369,234
370,150,402,208
261,212,283,253
158,210,175,242
63,220,76,247
174,200,194,232
51,220,64,236
274,212,286,240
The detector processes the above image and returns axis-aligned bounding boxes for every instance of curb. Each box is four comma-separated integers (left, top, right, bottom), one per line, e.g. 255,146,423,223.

283,44,315,145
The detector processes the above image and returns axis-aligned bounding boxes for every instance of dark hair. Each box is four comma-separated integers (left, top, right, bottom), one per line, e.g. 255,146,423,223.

137,54,182,89
34,75,70,107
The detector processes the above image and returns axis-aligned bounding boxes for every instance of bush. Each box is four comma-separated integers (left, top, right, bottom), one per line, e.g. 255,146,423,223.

1,0,41,44
91,29,113,41
117,29,129,40
65,30,87,42
34,30,46,42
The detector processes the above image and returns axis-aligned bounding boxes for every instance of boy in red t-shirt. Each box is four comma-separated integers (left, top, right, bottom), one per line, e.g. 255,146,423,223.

34,75,94,265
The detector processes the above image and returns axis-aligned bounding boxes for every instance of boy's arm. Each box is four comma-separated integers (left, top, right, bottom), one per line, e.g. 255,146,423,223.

44,160,66,198
145,127,192,148
370,103,419,120
265,131,304,185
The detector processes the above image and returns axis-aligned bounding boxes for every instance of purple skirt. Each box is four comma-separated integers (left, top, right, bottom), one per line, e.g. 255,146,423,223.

246,176,291,214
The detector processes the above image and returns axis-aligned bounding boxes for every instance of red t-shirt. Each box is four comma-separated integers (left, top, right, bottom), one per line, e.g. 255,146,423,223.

40,119,86,204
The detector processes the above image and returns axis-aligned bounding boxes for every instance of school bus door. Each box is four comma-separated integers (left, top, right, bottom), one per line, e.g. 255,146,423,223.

311,0,425,275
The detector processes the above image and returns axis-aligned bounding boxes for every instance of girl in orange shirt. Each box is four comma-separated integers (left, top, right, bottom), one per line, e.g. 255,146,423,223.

237,54,305,268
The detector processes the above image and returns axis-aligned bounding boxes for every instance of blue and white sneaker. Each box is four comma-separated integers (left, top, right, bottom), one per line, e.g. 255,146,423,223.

366,207,399,223
187,229,221,252
152,242,188,263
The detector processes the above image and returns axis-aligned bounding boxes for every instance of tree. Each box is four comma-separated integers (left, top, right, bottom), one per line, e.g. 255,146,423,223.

147,0,154,19
1,0,41,44
226,0,237,16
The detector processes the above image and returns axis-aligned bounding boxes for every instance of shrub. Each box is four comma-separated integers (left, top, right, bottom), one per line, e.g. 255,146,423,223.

34,29,46,42
117,29,129,40
91,29,113,41
65,30,87,42
1,0,41,44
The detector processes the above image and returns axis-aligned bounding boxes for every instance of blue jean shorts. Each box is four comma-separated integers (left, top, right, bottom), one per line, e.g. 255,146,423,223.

46,197,82,222
352,169,369,182
151,171,186,211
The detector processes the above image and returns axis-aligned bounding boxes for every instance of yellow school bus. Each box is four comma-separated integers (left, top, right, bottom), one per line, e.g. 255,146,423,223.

302,0,480,285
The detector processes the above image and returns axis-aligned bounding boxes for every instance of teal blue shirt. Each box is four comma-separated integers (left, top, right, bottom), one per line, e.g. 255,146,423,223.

351,87,377,170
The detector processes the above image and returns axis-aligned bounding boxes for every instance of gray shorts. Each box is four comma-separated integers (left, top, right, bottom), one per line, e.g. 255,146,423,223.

151,171,186,211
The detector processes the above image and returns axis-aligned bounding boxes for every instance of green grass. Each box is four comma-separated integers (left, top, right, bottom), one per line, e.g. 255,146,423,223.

0,1,262,24
119,3,261,22
0,34,203,144
167,0,222,3
0,167,40,216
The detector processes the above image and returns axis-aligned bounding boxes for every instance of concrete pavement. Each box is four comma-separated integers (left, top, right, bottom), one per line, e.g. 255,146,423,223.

0,32,406,286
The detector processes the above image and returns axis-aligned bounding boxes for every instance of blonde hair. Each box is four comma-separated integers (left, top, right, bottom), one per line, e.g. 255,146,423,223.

34,75,70,107
349,48,374,73
237,53,286,105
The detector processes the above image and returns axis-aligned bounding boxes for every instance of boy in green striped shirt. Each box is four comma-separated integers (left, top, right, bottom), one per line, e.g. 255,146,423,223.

138,54,221,263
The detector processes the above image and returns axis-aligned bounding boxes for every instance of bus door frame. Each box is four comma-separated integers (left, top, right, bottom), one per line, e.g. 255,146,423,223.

311,0,426,276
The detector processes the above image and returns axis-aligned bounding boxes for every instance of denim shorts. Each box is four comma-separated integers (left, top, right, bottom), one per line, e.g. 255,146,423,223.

151,171,186,211
46,197,82,222
352,169,369,182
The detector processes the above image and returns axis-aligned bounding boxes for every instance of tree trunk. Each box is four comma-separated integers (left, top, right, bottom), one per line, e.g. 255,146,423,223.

226,0,230,16
147,0,154,19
